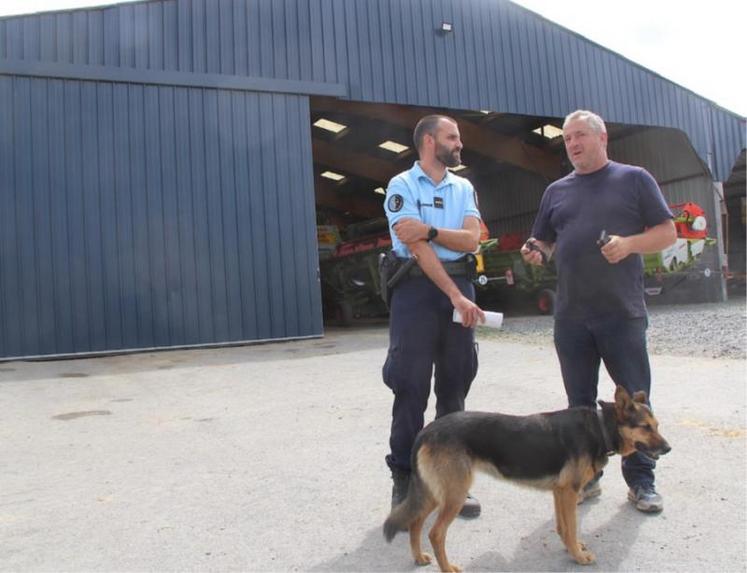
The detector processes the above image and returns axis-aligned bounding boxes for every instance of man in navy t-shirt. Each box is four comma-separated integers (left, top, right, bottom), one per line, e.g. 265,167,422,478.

521,110,676,513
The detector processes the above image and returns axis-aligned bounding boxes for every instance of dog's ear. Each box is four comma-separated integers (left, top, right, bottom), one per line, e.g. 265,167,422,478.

632,390,648,404
614,385,633,419
597,399,613,410
614,385,632,404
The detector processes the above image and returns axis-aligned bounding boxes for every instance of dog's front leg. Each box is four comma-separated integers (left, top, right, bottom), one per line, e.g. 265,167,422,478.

554,486,595,565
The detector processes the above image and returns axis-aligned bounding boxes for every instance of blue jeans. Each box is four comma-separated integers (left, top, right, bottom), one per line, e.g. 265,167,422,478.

554,315,656,489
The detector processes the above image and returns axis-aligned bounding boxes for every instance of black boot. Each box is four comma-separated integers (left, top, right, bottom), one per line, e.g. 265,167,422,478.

390,467,410,508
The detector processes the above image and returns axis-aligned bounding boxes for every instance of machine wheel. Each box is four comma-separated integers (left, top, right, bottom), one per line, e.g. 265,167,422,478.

537,289,556,315
337,301,354,326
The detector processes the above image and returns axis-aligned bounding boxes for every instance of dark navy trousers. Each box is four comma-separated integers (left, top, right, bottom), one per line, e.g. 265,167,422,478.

383,275,478,472
554,315,656,488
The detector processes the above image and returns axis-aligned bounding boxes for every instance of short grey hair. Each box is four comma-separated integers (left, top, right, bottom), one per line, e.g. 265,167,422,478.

563,110,607,134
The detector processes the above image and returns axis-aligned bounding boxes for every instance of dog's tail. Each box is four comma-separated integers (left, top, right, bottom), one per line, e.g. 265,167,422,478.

383,469,429,543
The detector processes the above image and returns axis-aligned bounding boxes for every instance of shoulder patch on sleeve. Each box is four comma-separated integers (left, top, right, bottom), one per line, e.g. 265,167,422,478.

388,194,404,213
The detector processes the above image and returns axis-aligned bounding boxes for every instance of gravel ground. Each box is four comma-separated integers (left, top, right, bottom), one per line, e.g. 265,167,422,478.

479,297,746,360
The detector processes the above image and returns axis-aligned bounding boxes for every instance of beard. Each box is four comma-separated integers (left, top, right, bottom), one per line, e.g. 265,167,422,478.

435,142,461,168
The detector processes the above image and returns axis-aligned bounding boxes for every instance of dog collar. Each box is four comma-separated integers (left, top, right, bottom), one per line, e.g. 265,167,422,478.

597,409,616,456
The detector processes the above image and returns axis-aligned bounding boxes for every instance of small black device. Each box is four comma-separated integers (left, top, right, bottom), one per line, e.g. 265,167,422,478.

596,229,611,247
524,239,548,265
427,226,439,241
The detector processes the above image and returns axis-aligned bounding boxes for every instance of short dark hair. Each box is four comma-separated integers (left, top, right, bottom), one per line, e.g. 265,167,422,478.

413,114,457,151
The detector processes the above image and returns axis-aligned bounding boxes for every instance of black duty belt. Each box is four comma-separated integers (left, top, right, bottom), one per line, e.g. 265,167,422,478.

398,257,472,278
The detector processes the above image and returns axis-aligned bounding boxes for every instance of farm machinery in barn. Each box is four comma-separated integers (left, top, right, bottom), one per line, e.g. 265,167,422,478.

642,202,717,295
318,202,716,323
474,202,717,312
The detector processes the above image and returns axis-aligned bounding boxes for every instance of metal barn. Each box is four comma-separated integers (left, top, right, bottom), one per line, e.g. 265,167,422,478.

0,0,744,359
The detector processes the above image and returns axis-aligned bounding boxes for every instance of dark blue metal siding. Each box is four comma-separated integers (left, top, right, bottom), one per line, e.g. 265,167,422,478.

0,0,741,179
0,75,321,358
0,0,744,357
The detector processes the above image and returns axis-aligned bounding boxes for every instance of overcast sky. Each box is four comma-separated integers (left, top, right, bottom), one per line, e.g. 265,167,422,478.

0,0,744,116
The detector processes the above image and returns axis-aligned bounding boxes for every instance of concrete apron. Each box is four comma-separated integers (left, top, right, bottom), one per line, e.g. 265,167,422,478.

0,325,744,572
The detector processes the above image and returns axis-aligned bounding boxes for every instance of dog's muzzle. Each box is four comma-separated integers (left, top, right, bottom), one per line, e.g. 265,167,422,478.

635,440,671,460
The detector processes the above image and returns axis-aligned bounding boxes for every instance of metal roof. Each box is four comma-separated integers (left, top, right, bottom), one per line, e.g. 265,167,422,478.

2,0,741,181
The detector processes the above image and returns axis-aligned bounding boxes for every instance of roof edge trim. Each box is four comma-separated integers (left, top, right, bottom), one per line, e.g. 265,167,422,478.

0,59,347,97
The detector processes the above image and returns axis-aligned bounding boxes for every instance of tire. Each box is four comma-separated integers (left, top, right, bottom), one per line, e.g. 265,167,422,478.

338,301,354,326
537,288,556,315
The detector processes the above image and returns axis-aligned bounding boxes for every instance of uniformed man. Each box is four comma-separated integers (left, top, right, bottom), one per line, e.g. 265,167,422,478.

383,114,485,518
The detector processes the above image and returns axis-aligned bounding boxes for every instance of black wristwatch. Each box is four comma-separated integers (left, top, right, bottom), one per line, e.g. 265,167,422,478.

427,226,439,241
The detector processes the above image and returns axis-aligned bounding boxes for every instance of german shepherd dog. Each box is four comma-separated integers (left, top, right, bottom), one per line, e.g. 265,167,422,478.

383,386,670,571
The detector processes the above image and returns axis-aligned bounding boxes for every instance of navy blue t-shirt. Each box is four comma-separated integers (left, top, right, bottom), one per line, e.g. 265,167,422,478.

531,161,673,319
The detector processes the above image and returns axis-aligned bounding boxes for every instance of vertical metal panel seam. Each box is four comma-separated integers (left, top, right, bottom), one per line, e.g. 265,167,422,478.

209,90,229,339
32,79,51,351
482,0,500,111
399,0,416,103
536,16,551,113
377,0,393,101
293,95,314,332
475,0,493,108
527,13,543,114
467,0,485,108
48,79,67,351
445,0,461,107
368,0,385,101
246,91,269,337
193,89,211,341
275,0,288,79
8,78,23,353
322,0,337,85
104,81,122,348
83,81,100,348
31,80,46,352
274,94,295,334
284,0,298,80
496,1,517,112
0,78,6,355
140,85,156,344
235,90,254,338
178,86,196,342
165,85,181,343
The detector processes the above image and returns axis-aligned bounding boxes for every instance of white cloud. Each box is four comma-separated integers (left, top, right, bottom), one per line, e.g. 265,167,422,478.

512,0,745,116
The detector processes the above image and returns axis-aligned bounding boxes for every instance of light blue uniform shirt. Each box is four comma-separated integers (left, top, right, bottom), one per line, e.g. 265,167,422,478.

384,161,481,261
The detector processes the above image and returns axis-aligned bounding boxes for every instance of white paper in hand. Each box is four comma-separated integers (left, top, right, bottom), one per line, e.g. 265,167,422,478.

452,309,503,329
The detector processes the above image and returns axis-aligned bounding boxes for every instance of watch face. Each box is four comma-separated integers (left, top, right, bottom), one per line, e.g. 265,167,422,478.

428,227,437,240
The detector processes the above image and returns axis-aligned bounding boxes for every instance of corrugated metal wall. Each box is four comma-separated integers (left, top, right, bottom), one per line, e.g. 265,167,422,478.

0,75,321,359
0,0,743,356
0,0,742,181
609,129,715,225
477,167,547,237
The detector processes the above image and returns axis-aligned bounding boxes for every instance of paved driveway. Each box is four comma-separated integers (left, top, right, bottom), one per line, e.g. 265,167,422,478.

1,325,744,571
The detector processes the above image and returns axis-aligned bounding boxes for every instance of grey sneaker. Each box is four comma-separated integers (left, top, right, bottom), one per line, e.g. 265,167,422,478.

577,478,602,504
459,493,481,518
628,485,664,513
